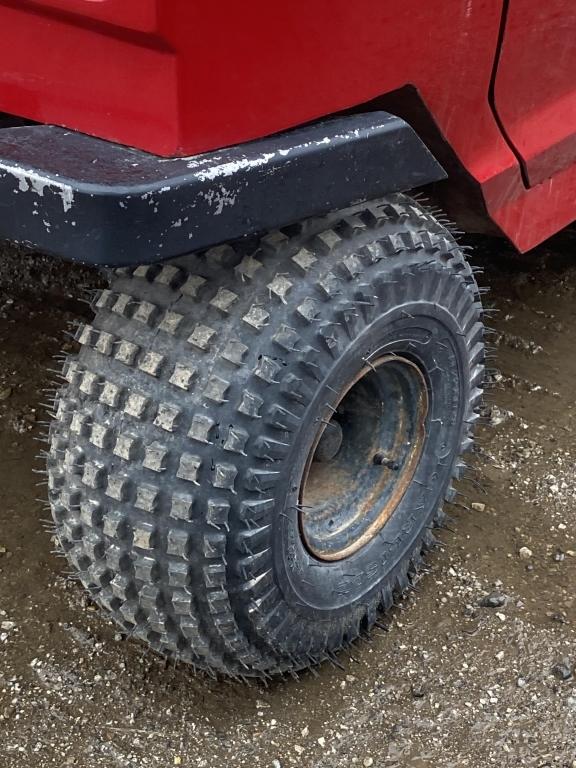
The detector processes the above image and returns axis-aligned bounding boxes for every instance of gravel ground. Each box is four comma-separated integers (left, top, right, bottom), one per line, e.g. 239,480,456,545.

1,230,576,767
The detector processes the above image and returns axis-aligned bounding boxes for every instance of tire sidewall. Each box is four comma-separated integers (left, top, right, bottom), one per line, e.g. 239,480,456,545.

273,296,470,617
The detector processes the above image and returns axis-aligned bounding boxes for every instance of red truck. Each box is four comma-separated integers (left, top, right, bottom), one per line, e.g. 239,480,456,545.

0,0,573,679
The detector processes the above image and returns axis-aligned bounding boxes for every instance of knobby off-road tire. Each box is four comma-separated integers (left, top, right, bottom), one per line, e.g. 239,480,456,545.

47,194,484,678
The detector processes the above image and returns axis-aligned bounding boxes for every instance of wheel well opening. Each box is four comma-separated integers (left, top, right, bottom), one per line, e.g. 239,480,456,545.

340,85,501,237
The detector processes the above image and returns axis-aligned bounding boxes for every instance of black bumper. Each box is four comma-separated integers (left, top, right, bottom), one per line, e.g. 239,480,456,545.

0,113,445,266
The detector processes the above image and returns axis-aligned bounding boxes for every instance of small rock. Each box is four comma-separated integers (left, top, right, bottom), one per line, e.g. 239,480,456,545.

495,650,505,661
518,547,533,560
301,726,309,738
552,660,573,681
2,705,16,720
411,683,426,698
479,591,506,608
489,405,513,426
294,745,304,756
517,677,527,688
0,386,12,401
364,759,374,768
471,502,486,512
317,737,326,748
554,550,565,562
272,761,282,768
550,612,568,624
0,621,15,631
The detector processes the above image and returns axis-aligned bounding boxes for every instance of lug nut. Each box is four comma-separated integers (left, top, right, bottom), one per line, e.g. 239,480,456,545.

373,453,400,470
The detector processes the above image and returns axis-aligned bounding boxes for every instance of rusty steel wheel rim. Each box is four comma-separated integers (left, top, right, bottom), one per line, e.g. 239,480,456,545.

299,355,429,561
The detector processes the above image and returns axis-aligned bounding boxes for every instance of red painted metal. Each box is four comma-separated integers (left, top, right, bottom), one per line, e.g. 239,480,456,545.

0,0,574,252
494,1,576,188
24,0,158,32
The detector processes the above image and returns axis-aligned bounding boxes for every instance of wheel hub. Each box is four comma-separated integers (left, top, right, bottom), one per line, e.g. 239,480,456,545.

299,355,429,561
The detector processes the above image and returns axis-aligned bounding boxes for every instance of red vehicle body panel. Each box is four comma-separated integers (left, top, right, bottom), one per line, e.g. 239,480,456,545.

0,0,575,253
494,1,576,188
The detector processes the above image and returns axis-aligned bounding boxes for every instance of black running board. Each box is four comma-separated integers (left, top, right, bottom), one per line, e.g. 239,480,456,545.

0,113,445,266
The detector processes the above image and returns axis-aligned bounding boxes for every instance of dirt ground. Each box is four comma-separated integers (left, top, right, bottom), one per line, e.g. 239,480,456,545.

1,230,576,768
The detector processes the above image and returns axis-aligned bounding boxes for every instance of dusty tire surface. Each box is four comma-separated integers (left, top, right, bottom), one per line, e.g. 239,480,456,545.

47,194,484,678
